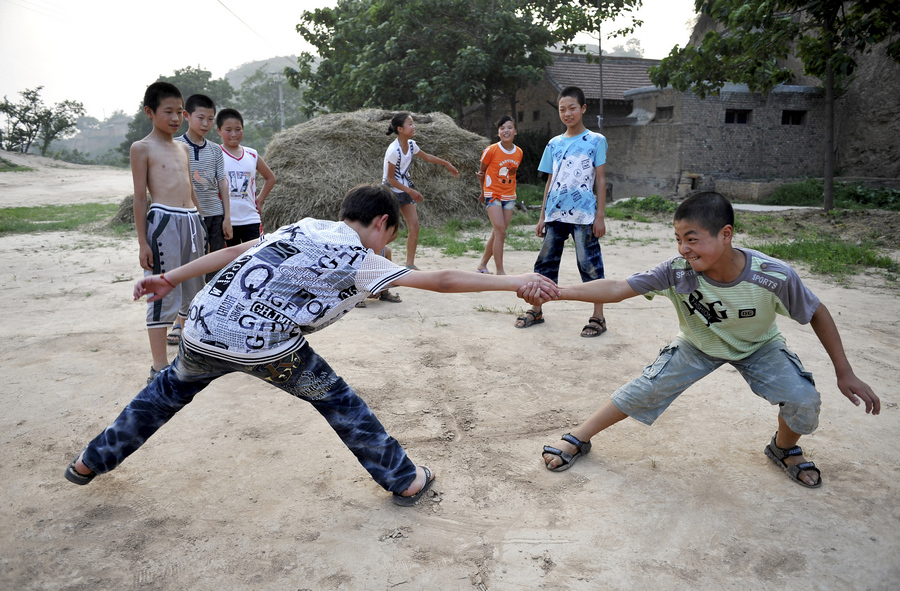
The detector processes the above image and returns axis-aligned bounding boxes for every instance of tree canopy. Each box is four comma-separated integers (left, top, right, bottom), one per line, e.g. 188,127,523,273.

118,66,234,160
287,0,642,138
649,0,900,210
0,87,85,156
234,68,307,151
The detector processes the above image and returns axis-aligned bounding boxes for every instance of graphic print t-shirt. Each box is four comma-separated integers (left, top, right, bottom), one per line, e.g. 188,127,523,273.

538,131,607,225
181,219,411,364
223,146,260,225
382,139,420,192
625,248,820,360
481,142,523,201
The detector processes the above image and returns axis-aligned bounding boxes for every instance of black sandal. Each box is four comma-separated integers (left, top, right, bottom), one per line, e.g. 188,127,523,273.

764,432,822,488
542,433,592,472
581,316,607,338
515,309,544,328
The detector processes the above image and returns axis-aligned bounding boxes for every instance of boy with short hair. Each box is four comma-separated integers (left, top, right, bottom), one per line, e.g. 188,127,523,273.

523,192,879,487
131,82,207,383
64,184,558,506
515,86,609,338
176,93,231,297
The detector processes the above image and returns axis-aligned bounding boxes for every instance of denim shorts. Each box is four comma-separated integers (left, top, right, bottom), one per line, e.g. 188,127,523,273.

395,191,415,206
485,196,516,210
611,338,821,434
533,220,604,284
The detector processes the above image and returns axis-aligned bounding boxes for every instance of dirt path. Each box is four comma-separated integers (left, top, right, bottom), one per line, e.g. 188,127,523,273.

1,156,898,590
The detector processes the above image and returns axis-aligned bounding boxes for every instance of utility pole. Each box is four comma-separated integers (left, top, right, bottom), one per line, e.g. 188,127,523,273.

597,1,604,132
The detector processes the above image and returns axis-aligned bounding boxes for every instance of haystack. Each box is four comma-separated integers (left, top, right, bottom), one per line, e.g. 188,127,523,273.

262,110,489,231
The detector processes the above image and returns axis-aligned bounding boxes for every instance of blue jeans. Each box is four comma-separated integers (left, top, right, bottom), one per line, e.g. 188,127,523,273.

80,343,417,493
611,338,821,434
534,220,605,283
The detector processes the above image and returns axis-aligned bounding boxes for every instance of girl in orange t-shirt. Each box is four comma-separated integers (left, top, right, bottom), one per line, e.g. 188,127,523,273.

477,116,523,275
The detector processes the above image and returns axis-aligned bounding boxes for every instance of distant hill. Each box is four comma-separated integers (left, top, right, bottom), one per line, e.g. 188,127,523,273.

225,56,300,89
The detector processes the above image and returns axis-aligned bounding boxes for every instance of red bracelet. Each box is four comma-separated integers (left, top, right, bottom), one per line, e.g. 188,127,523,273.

160,273,176,288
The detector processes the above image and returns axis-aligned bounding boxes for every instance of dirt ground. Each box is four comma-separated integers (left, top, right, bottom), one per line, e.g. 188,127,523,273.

2,153,898,590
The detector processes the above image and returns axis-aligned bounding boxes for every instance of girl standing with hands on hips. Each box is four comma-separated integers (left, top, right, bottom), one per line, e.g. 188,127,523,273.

383,112,459,270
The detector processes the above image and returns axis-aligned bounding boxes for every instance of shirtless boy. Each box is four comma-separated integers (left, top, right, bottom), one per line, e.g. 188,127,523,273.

130,81,207,384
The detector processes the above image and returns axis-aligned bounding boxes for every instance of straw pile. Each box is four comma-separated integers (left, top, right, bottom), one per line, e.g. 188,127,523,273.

261,109,489,230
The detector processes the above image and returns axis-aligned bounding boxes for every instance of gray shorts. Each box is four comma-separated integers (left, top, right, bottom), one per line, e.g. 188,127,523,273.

145,203,207,329
611,337,821,435
394,191,415,206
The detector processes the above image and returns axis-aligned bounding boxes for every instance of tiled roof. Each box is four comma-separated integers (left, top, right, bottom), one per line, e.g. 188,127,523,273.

545,54,660,101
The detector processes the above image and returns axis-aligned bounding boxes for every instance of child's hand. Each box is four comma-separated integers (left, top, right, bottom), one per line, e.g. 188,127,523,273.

837,372,880,415
479,192,485,204
517,274,558,304
446,163,460,178
410,189,424,203
223,219,233,240
134,275,175,303
138,242,154,271
535,219,546,238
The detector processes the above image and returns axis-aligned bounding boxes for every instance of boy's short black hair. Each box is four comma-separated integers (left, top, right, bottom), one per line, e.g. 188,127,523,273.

185,94,216,114
674,192,735,236
143,82,183,112
216,108,243,128
558,86,585,107
386,112,410,136
340,184,400,231
496,115,515,128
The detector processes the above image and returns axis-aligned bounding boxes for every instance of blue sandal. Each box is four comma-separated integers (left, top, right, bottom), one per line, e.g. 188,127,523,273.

543,433,592,472
764,432,822,488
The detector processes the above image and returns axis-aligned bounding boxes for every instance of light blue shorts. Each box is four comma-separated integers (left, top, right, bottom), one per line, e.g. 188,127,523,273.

611,337,821,434
485,196,516,210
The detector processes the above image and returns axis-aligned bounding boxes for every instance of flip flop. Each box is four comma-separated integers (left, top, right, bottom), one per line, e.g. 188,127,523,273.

476,269,493,274
379,290,402,303
63,452,96,485
392,466,435,506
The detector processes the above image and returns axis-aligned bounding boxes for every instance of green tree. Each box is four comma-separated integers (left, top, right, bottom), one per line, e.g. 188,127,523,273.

234,67,308,151
118,66,235,160
288,0,641,138
649,0,900,211
0,87,85,155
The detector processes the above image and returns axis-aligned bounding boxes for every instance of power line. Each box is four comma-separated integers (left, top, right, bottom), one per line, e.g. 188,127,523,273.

215,0,297,70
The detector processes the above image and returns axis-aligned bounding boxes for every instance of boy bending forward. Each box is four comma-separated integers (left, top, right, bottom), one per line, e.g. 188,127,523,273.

526,192,878,488
64,185,558,505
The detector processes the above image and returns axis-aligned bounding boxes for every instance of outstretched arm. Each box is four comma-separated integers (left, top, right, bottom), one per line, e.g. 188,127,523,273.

809,303,880,414
134,240,258,302
417,150,459,177
393,270,558,300
518,277,639,307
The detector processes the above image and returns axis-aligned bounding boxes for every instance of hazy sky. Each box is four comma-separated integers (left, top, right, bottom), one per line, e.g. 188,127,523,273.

0,0,697,120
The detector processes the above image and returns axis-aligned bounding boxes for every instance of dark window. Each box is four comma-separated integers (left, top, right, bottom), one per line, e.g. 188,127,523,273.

655,106,673,121
532,110,540,121
725,109,751,124
782,110,806,125
517,111,524,123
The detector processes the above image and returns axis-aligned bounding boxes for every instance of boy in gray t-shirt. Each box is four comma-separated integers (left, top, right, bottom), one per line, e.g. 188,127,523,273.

523,192,879,488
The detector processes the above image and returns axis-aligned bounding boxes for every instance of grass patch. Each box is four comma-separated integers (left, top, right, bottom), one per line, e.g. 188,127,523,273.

607,194,676,223
0,157,32,172
516,183,544,207
0,203,120,235
755,236,899,278
763,179,900,211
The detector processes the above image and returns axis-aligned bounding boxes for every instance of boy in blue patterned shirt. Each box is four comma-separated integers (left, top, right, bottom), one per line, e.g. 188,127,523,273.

515,86,610,338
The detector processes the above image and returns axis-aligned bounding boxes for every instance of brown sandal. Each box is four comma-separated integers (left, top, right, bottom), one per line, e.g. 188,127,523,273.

515,309,544,328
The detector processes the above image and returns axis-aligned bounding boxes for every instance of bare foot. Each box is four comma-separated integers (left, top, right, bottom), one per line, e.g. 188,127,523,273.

73,454,93,477
781,450,820,486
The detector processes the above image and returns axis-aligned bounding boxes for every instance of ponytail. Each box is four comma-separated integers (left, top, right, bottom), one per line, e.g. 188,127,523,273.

386,112,411,136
